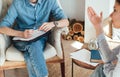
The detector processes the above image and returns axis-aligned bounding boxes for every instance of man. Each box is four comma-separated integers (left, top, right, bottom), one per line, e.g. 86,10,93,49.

0,0,69,77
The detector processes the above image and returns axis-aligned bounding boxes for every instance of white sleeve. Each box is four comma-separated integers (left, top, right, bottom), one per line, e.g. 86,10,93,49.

97,33,120,77
97,34,118,63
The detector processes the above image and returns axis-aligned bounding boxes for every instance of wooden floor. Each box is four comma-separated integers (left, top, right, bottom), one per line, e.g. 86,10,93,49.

4,40,93,77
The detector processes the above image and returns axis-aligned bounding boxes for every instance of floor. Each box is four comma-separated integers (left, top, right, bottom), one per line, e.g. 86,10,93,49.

5,40,93,77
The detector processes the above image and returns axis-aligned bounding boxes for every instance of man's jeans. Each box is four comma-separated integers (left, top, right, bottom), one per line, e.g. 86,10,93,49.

13,37,48,77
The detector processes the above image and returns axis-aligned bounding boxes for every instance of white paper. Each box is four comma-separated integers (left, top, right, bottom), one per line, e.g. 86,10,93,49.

13,30,46,41
70,49,99,66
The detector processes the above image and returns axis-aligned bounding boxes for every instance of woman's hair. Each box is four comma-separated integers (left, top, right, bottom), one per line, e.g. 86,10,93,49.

116,0,120,4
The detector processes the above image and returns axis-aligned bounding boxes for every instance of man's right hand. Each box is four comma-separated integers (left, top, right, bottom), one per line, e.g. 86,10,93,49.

0,27,34,38
23,29,34,39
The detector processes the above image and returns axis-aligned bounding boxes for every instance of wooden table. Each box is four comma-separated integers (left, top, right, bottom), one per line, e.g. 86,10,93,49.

71,43,98,77
71,58,98,77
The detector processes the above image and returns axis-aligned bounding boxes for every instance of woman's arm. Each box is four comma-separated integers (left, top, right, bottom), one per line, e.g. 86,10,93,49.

97,34,118,63
87,7,119,63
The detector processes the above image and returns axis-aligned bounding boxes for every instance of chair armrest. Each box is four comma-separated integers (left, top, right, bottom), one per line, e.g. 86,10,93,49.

49,26,69,59
0,34,11,66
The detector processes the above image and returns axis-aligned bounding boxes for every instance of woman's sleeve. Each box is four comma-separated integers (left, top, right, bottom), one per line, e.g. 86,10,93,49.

97,34,119,63
97,33,120,77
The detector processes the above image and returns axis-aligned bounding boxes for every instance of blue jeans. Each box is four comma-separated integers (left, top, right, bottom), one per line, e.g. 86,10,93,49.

13,37,48,77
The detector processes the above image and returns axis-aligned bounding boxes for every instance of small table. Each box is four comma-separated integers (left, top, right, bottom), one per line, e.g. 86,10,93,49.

71,43,99,77
71,58,97,77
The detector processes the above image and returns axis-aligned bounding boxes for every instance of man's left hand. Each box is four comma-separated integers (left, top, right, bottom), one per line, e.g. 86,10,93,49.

39,22,55,32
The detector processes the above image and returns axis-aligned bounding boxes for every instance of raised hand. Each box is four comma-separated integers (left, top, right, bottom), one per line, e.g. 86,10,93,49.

87,7,103,36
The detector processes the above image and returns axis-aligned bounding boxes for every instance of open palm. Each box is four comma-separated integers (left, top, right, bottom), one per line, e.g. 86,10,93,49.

87,7,102,28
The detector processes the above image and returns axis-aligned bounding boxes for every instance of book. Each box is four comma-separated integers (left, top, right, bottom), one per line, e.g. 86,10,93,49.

70,49,99,66
90,50,103,63
13,29,46,41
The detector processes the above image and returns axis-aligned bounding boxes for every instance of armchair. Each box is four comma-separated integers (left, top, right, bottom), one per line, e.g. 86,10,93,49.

0,0,69,77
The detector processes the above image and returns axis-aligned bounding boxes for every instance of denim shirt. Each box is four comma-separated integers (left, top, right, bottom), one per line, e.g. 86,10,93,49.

0,0,67,31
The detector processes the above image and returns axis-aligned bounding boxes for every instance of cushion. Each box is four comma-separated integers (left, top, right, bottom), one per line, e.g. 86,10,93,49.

6,43,57,61
0,34,10,65
0,34,7,65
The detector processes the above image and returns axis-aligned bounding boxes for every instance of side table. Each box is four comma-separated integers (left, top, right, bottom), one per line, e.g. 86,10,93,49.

71,43,99,77
71,58,97,77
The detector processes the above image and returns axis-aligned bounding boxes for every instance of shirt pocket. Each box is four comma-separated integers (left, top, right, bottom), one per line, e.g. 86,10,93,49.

37,10,51,21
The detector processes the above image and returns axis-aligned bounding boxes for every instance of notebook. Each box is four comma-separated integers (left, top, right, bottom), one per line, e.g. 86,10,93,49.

90,50,103,63
70,49,99,66
13,29,46,41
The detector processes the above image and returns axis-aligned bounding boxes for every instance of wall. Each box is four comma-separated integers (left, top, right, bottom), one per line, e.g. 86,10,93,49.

110,0,115,13
60,0,85,21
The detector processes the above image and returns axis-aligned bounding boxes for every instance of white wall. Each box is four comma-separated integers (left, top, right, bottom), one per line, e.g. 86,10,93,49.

60,0,85,21
110,0,115,13
84,0,115,43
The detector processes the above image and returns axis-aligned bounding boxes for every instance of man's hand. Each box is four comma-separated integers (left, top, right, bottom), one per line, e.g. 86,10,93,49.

23,29,34,38
39,22,55,32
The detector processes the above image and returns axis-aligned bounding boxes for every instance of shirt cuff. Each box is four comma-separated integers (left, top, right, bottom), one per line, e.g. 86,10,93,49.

97,33,105,42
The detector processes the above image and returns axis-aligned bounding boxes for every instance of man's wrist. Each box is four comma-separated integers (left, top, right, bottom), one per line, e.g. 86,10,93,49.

53,21,58,27
18,31,24,38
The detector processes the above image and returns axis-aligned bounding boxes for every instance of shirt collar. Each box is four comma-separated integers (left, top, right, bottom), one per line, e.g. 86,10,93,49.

26,0,42,6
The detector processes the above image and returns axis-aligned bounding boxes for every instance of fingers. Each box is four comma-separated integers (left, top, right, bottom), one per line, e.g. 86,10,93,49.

88,7,103,18
39,22,54,32
24,29,34,38
87,7,94,20
28,29,34,34
39,23,48,30
87,7,96,16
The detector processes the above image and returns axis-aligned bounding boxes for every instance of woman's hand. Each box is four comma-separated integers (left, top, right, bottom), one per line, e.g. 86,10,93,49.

39,22,55,32
87,7,103,36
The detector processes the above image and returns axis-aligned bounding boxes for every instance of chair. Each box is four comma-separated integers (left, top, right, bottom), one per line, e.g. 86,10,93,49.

0,0,69,77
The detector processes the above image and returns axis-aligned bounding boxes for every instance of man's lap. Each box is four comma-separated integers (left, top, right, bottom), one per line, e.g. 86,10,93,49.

12,36,48,52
